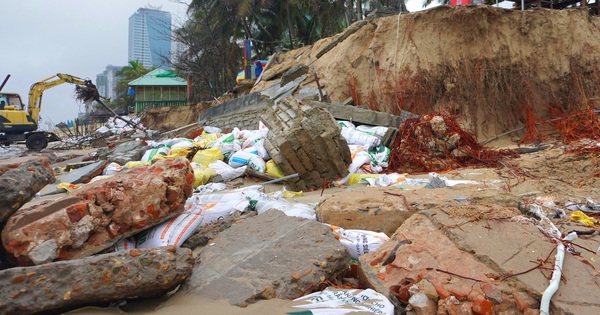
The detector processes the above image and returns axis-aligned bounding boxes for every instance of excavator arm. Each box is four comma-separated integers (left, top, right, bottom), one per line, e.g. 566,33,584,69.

27,73,97,124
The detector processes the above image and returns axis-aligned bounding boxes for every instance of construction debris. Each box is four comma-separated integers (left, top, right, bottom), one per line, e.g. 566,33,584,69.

2,157,193,265
0,156,54,224
0,246,194,315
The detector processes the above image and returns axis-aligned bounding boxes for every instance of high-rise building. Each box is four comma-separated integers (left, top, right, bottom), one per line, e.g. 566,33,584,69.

128,8,172,70
96,65,123,102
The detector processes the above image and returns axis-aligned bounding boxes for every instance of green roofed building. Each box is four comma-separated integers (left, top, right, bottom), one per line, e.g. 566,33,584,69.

128,69,188,113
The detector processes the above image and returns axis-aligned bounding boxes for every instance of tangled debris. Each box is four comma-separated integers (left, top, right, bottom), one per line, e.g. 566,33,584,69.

388,112,514,173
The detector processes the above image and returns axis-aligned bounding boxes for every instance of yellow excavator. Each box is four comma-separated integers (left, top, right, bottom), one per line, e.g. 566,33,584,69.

0,73,99,150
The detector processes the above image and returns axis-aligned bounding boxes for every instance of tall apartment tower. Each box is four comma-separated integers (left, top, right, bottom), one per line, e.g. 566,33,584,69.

128,8,172,70
96,65,123,101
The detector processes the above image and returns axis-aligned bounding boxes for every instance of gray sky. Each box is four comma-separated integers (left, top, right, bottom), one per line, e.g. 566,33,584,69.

1,0,189,129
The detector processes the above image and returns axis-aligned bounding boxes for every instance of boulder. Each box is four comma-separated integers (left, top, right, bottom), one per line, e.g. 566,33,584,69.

177,209,351,306
0,246,194,315
358,204,600,314
0,156,54,224
261,97,352,191
316,187,418,236
2,157,194,266
97,140,148,165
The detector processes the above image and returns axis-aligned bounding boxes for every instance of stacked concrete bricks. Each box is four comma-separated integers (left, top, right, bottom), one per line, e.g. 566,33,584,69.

261,97,352,191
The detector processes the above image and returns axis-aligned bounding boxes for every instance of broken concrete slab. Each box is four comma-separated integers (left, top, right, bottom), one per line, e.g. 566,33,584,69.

182,211,257,249
305,100,418,128
358,204,600,314
177,209,350,306
261,97,352,191
0,156,54,225
280,64,309,87
0,246,194,315
39,160,108,196
261,74,308,104
97,140,148,166
2,157,194,266
297,87,328,102
316,187,418,236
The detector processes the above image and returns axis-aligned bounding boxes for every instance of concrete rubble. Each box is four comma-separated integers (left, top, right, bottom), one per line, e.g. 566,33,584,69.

316,187,418,236
2,157,193,265
0,156,55,224
179,209,350,306
261,96,352,191
0,246,194,314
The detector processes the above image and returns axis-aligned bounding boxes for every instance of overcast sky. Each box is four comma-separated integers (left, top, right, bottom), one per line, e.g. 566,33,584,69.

1,1,189,129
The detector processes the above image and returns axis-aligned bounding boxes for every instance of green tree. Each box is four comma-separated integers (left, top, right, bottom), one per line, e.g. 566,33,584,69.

111,60,152,112
173,0,349,101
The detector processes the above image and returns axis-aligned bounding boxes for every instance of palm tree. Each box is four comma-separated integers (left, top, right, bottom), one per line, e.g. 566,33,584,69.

110,60,152,112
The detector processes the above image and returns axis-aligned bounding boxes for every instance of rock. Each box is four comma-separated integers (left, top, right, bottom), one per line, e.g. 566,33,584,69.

2,157,194,266
316,187,418,236
0,246,194,315
181,211,257,249
97,140,148,165
261,97,352,191
358,204,600,314
178,209,350,306
0,156,54,225
409,292,437,315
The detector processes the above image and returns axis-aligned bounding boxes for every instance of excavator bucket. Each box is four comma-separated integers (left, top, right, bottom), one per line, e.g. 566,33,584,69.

75,83,100,103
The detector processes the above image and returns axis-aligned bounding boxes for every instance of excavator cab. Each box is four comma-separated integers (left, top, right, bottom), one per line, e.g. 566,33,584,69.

0,93,25,111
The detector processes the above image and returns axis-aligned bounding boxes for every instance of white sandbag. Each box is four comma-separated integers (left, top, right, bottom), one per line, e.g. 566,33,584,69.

103,162,122,175
368,144,391,167
248,154,266,173
291,287,395,315
228,149,260,168
341,126,380,149
136,199,246,249
210,133,238,160
208,160,247,181
112,237,136,252
253,138,270,160
203,126,222,134
241,129,262,140
194,182,228,194
141,147,169,162
330,226,390,259
334,147,372,185
364,173,407,187
254,197,316,220
158,138,186,148
170,139,195,149
241,137,260,150
188,185,262,204
337,120,356,129
356,125,389,140
258,121,269,138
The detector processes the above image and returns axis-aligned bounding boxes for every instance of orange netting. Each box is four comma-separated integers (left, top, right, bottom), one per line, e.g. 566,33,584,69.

388,112,514,173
